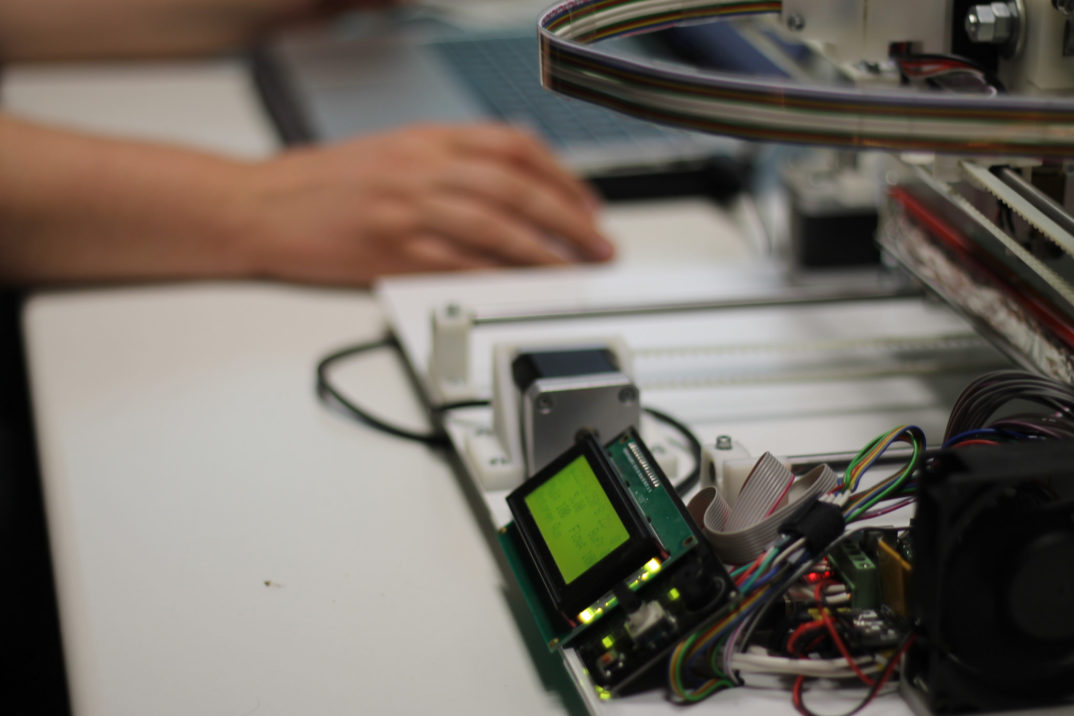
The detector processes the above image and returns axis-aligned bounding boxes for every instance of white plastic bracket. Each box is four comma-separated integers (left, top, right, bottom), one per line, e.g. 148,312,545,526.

427,302,475,403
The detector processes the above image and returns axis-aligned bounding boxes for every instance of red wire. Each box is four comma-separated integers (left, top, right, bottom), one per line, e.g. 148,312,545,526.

792,633,918,716
734,551,766,586
951,439,1000,448
872,633,916,693
814,582,875,687
786,619,827,655
899,58,973,72
792,674,808,714
902,61,967,73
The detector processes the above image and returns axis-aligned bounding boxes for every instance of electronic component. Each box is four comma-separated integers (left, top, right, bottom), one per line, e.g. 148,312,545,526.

500,429,734,696
506,436,658,617
512,347,640,476
836,608,904,652
457,337,642,491
906,441,1074,713
828,540,880,610
875,533,913,617
783,606,904,654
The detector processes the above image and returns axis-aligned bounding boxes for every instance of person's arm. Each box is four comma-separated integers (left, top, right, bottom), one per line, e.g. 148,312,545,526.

0,0,391,61
0,114,611,287
0,114,256,284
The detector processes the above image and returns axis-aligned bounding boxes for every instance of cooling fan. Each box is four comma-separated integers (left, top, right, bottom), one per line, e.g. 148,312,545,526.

908,441,1074,713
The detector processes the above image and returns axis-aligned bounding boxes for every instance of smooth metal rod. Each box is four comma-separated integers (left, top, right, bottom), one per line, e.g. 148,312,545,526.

472,283,920,326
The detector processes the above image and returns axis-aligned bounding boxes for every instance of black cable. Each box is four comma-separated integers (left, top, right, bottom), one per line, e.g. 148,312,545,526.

315,340,705,495
944,369,1074,441
429,399,491,414
315,335,451,447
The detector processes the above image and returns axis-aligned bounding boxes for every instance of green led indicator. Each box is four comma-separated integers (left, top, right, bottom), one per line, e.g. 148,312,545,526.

524,454,630,585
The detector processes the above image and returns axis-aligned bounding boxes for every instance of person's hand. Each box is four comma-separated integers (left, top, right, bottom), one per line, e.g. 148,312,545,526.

234,123,614,286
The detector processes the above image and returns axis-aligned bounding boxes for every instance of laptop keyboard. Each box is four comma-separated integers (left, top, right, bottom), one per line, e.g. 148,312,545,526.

430,33,680,148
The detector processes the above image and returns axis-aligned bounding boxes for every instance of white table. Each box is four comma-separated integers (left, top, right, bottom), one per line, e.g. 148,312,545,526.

6,56,589,715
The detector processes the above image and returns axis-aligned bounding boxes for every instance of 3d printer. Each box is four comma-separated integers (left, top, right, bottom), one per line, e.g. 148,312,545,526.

514,2,1074,712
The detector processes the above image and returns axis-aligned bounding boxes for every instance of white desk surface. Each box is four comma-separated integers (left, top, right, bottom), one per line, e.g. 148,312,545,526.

8,53,936,716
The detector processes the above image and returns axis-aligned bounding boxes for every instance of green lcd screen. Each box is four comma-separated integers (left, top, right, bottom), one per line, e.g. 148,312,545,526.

524,454,630,585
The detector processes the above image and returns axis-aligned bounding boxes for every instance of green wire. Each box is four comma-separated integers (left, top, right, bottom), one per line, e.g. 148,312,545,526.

739,546,779,593
842,432,885,491
846,430,924,521
729,562,752,578
672,633,733,703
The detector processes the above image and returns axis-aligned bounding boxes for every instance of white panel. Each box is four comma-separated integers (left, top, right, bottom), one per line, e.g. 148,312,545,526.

783,0,952,62
1001,0,1074,92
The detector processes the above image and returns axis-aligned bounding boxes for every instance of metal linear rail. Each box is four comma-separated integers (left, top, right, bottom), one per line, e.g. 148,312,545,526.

471,284,920,325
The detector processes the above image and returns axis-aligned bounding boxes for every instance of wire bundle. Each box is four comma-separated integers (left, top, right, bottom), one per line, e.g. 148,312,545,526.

943,369,1074,446
840,425,925,522
538,0,1074,156
667,425,925,710
893,53,1004,96
788,583,917,716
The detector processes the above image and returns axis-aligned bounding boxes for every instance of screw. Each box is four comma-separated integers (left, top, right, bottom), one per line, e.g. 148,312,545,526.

785,12,805,31
535,394,555,414
617,386,638,405
444,302,460,317
716,435,733,450
965,2,1018,44
488,456,507,466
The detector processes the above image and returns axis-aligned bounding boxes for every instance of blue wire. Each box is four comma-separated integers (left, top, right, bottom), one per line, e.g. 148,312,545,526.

683,592,769,679
846,425,924,492
746,564,783,591
941,427,1019,448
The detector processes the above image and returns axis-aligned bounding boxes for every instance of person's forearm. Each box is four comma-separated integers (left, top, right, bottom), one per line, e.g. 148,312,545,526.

0,0,324,61
0,113,258,286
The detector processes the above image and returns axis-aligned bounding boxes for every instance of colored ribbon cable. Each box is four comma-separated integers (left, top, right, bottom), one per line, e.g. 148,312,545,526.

538,0,1074,157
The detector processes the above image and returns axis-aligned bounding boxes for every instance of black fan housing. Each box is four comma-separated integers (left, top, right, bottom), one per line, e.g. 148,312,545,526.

909,441,1074,713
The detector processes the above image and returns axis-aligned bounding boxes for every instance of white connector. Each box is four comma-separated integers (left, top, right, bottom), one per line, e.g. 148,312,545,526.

625,600,668,639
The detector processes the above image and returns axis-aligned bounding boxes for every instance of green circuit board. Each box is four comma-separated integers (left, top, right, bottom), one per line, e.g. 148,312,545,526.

501,429,699,648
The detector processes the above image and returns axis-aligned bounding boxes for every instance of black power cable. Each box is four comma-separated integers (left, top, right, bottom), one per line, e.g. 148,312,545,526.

316,335,451,447
315,337,704,494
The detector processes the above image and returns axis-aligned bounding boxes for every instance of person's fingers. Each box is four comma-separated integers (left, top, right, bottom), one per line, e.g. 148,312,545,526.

401,234,502,273
439,159,613,261
416,194,572,265
449,124,602,209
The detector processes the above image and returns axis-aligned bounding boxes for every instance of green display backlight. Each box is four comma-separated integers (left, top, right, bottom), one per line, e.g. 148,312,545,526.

524,454,630,585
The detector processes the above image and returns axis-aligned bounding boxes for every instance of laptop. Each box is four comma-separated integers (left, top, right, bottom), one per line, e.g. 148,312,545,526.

251,8,750,199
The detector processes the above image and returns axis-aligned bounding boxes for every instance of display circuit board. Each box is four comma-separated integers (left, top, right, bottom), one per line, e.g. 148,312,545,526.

500,429,734,696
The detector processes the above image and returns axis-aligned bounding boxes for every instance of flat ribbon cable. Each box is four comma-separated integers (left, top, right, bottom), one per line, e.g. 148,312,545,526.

537,0,1074,157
